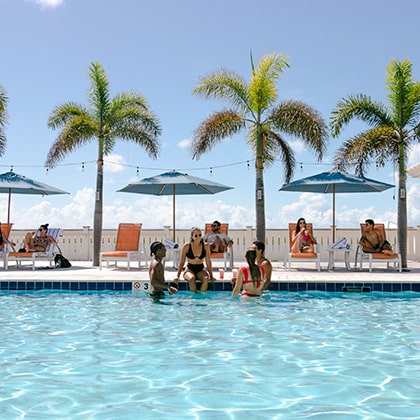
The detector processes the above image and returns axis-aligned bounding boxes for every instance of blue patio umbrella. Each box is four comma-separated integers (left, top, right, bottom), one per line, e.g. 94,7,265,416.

279,170,394,242
118,170,233,242
0,171,69,224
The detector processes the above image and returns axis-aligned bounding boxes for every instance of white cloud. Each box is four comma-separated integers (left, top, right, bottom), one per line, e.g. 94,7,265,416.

104,154,125,174
26,0,64,8
407,143,420,168
177,138,191,149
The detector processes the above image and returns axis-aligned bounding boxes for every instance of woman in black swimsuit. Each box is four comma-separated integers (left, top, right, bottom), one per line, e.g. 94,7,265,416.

174,227,214,293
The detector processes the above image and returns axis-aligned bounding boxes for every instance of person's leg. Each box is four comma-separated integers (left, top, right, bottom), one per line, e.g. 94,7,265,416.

291,235,302,253
24,232,34,252
184,271,198,293
196,270,209,293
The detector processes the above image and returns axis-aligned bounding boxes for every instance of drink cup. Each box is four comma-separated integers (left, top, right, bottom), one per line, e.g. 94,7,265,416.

219,268,224,280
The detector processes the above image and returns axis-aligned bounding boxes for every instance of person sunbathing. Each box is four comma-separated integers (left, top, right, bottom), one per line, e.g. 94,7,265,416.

360,219,393,255
290,218,317,253
23,223,57,252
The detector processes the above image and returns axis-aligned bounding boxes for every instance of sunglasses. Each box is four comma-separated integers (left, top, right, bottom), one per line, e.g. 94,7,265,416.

299,221,306,225
193,233,202,238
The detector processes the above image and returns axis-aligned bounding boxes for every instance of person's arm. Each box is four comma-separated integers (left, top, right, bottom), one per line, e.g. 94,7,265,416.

174,243,188,282
262,260,272,290
204,242,214,280
231,268,243,297
309,231,317,245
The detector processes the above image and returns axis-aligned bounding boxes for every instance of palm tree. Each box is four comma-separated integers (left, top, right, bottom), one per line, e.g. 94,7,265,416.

192,52,328,240
46,62,162,266
0,85,8,156
330,59,420,269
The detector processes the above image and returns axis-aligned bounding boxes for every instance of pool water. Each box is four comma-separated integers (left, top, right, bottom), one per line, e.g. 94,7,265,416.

1,291,419,419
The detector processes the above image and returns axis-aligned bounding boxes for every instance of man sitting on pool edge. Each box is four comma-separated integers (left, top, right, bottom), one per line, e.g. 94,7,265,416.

149,241,178,301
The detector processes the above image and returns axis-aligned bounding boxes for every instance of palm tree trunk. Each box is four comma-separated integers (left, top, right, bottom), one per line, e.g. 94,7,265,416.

92,157,104,266
398,143,407,269
255,166,266,241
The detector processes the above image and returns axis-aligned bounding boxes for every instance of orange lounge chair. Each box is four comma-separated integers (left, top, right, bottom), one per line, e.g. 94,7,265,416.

286,223,321,271
0,223,13,269
204,223,233,270
357,223,401,272
99,223,143,270
6,227,62,270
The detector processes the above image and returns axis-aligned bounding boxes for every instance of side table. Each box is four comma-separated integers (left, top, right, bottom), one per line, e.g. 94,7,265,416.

327,247,352,270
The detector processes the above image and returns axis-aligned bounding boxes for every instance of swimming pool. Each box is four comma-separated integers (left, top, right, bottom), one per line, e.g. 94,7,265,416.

1,291,419,418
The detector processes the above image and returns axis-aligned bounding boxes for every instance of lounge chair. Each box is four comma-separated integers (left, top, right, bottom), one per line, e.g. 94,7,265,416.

0,223,13,269
99,223,144,270
356,223,401,272
204,223,233,270
5,227,62,270
286,223,321,271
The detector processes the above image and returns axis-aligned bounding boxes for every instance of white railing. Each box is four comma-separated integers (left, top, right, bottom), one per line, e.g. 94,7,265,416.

8,225,420,262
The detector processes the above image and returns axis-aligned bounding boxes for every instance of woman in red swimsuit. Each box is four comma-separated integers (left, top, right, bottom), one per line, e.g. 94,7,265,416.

232,248,266,298
174,227,214,293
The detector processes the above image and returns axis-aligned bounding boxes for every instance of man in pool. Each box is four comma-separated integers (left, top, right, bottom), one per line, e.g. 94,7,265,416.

149,241,177,301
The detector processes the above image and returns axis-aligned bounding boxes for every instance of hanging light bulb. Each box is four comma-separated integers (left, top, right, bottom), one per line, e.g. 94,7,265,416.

300,163,303,172
10,165,13,172
247,161,250,170
376,162,379,171
81,162,85,172
136,166,140,177
45,167,49,176
210,167,213,177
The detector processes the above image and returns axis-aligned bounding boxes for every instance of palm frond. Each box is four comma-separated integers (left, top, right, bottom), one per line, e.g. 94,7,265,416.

268,100,328,160
330,94,391,137
88,62,111,121
333,126,398,176
0,85,8,156
266,130,296,182
192,110,245,158
47,103,90,129
45,115,97,167
192,70,251,114
249,52,289,115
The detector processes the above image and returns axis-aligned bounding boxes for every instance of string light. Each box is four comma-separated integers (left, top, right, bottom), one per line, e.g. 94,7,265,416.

45,167,49,176
247,160,250,170
136,166,139,177
81,162,85,172
210,167,213,176
300,162,303,172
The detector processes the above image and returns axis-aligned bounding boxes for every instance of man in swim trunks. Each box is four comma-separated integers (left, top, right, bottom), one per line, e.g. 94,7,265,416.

203,220,233,253
360,219,393,255
149,241,177,301
23,223,57,252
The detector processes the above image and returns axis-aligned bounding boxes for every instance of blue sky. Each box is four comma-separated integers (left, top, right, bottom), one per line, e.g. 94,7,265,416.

1,0,420,230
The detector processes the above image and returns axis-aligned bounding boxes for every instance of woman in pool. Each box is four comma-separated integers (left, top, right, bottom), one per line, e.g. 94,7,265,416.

290,217,317,253
174,227,214,293
232,247,266,298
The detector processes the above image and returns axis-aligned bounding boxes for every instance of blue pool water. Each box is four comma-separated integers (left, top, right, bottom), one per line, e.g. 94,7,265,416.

1,291,419,419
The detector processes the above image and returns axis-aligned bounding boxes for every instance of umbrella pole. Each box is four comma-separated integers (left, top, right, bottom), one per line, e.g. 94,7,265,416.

332,185,336,243
172,185,176,243
7,188,11,224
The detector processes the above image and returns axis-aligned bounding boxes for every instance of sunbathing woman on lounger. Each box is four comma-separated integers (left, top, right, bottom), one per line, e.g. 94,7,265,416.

290,217,317,253
23,223,57,252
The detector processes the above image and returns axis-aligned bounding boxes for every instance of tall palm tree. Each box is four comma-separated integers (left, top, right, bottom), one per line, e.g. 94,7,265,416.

330,59,420,269
192,52,328,240
46,62,162,266
0,85,8,156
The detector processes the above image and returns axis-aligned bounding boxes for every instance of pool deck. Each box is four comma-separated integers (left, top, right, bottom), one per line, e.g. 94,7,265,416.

2,259,420,291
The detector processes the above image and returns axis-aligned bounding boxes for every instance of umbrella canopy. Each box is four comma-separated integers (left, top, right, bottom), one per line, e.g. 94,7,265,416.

0,171,69,223
118,170,233,242
406,163,420,178
279,170,394,242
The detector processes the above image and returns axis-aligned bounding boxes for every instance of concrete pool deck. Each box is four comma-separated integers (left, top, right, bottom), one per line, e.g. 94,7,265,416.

2,259,420,283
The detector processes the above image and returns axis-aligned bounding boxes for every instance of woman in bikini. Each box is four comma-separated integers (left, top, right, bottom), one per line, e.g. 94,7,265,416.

174,227,214,293
232,247,266,298
290,217,317,253
23,223,57,252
